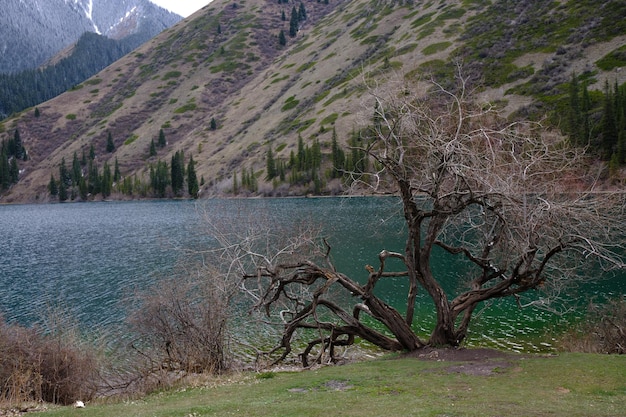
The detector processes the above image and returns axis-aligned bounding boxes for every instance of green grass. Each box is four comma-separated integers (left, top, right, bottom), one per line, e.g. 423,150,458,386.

281,96,299,112
422,42,452,56
162,71,182,81
410,12,434,28
174,101,197,114
320,112,338,125
297,62,316,73
84,78,102,86
37,353,625,417
395,43,419,56
124,134,139,145
596,45,626,70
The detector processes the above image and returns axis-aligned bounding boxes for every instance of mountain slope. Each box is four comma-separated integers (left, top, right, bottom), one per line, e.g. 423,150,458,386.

1,0,625,203
0,0,181,73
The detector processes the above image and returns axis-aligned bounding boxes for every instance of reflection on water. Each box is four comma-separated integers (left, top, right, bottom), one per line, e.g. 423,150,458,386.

0,197,623,352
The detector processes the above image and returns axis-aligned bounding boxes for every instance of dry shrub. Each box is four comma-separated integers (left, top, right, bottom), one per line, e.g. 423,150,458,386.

0,316,99,406
559,297,626,354
126,264,232,384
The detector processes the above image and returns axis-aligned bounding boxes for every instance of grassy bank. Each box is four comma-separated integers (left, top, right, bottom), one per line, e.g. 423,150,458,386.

33,352,626,417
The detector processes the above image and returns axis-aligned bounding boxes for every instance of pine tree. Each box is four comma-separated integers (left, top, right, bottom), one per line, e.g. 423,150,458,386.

601,80,618,160
113,158,121,182
567,73,582,145
249,168,258,192
373,101,383,131
151,160,169,197
133,174,143,197
311,137,321,169
58,180,68,202
289,6,299,37
298,2,307,21
241,168,249,190
331,127,345,177
266,146,277,180
59,157,71,187
106,131,115,153
89,143,96,161
297,135,305,170
187,155,199,198
616,131,626,165
158,129,167,148
278,30,287,46
11,129,25,160
348,130,368,173
0,148,8,190
149,139,157,157
9,158,18,184
210,117,217,130
289,150,296,170
58,160,70,201
171,150,186,196
0,140,19,187
72,152,81,185
581,82,591,145
233,171,238,194
101,161,112,197
48,174,58,196
78,176,88,200
312,169,322,194
88,160,101,195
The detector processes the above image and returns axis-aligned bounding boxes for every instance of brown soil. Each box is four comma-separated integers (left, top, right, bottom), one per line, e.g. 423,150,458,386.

402,347,529,376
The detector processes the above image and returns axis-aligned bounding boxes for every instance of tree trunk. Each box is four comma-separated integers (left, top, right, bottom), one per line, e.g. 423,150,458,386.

364,296,425,350
427,291,460,346
429,314,460,346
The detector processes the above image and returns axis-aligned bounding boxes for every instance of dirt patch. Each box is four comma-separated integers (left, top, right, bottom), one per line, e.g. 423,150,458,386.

288,379,354,393
402,347,526,376
404,346,517,361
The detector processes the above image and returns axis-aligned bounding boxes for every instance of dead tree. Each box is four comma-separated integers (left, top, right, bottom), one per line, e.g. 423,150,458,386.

242,73,626,366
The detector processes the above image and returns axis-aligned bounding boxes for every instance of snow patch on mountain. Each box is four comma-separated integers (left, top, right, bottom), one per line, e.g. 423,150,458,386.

85,0,101,34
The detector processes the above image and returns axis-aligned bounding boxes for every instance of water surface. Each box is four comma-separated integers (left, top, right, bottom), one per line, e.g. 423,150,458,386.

1,198,623,352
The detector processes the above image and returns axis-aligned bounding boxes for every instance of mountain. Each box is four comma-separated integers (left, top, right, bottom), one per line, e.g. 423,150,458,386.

0,0,625,203
0,0,181,74
0,32,156,118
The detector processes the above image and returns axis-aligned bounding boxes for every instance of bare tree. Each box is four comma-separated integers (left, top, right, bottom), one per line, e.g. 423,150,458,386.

126,266,231,375
242,72,626,366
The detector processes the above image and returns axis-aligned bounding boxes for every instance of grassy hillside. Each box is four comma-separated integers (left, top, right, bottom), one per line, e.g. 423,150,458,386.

31,351,626,417
1,0,625,203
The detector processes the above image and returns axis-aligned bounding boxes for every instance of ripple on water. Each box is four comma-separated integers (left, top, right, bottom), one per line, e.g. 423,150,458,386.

0,198,623,353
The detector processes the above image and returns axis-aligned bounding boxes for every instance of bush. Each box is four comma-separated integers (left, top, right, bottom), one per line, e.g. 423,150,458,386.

0,316,99,405
174,102,197,114
596,45,626,71
281,96,299,112
559,297,626,354
126,266,232,378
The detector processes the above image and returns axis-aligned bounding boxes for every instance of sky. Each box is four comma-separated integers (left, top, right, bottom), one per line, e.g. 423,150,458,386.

149,0,210,17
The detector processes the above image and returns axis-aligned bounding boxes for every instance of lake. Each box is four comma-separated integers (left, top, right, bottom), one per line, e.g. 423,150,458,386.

0,197,623,352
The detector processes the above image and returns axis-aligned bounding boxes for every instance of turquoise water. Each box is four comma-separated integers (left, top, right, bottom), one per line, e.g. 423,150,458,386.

0,197,623,352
